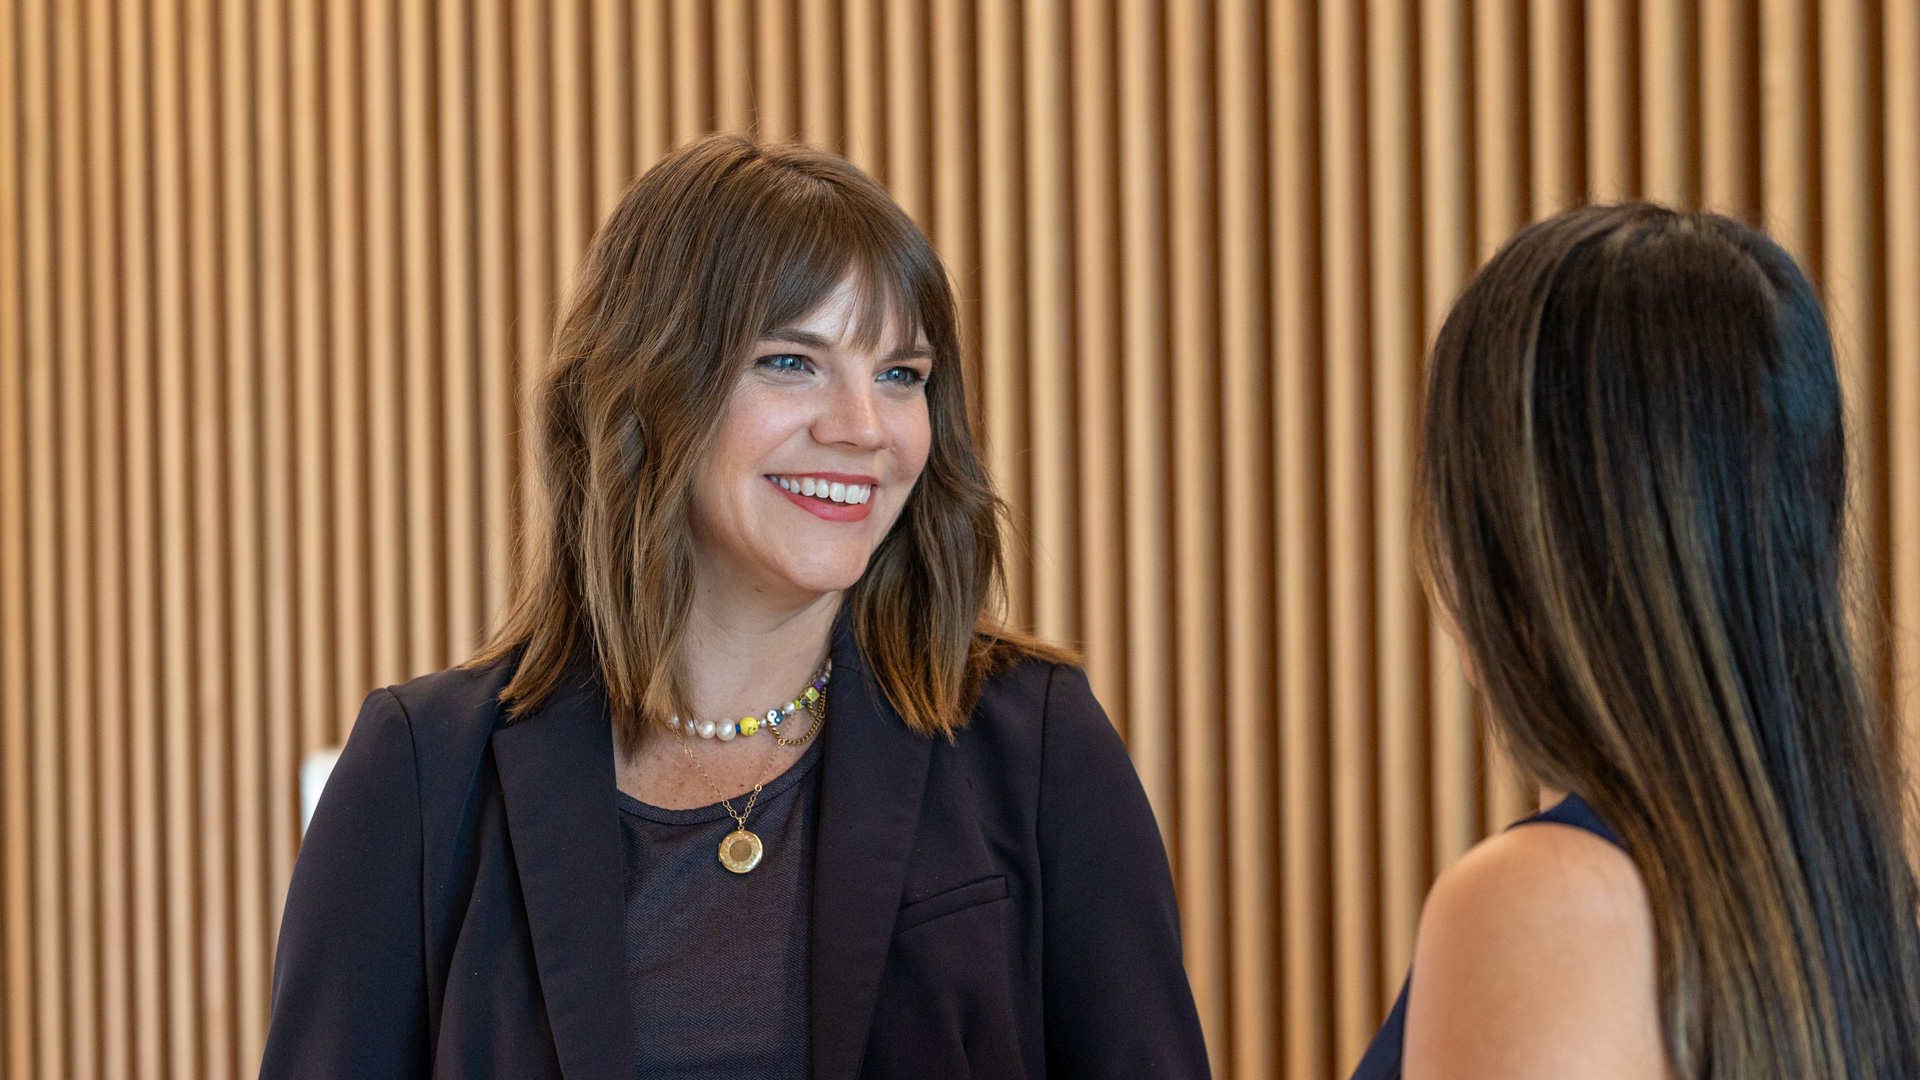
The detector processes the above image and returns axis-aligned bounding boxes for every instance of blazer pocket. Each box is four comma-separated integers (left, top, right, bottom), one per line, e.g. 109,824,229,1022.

893,874,1010,935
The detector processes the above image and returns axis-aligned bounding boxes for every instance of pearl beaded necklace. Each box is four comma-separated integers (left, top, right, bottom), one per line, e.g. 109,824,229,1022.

665,659,831,742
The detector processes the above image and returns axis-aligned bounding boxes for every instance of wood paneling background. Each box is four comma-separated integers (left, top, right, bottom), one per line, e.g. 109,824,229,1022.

1,2,1916,1078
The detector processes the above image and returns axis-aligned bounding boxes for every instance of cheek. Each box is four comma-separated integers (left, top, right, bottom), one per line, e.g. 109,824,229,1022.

892,405,934,482
708,388,801,477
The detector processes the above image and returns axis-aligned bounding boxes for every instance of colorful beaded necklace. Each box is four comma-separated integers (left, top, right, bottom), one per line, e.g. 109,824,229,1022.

665,658,830,747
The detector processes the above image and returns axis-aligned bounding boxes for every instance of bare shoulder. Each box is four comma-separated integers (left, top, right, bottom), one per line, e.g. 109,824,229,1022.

1404,820,1673,1080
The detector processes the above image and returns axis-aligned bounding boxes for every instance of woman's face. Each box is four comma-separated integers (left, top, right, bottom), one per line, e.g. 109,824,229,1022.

688,277,935,612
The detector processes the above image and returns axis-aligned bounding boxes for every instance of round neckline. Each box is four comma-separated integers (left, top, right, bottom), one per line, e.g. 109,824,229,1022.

615,737,824,826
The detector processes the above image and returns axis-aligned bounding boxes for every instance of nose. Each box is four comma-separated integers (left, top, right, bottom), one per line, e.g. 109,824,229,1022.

812,377,885,451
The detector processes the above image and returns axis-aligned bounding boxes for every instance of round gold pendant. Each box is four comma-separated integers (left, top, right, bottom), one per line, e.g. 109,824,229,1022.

719,829,764,874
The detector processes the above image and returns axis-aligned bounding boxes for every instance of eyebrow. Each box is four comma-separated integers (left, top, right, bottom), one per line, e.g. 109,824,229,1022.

759,328,934,363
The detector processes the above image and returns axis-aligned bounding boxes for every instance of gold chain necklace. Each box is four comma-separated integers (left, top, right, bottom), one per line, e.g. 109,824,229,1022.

674,674,828,873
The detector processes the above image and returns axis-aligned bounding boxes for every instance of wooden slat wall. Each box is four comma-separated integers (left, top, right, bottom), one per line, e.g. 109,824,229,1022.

1,3,1915,1078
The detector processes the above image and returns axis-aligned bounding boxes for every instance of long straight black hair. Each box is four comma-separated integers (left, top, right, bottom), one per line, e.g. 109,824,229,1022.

1419,203,1920,1078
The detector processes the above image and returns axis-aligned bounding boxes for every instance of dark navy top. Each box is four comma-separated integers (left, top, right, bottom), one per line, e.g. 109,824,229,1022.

616,739,823,1079
1348,793,1625,1080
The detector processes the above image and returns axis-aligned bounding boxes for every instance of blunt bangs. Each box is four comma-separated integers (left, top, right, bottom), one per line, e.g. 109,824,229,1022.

694,145,949,367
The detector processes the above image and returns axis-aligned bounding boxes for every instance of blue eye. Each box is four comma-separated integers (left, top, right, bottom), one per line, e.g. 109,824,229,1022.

757,353,812,375
879,366,929,388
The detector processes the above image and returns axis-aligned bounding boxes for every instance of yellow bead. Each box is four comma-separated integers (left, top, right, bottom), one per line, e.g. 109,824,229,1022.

804,687,819,702
740,717,759,736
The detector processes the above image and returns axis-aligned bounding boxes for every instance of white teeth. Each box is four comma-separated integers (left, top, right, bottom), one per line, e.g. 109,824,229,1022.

777,476,873,505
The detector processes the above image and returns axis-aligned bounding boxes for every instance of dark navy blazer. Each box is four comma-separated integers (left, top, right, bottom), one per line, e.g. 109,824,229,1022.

260,619,1209,1079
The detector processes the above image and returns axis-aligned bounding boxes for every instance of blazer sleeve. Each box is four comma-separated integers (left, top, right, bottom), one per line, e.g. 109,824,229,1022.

1037,664,1212,1078
260,688,431,1079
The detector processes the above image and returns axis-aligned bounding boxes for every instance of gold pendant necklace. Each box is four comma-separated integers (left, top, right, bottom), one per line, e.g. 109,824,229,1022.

676,681,826,873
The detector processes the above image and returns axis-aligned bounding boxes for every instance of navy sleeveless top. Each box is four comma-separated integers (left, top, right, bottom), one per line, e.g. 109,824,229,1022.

1348,793,1625,1080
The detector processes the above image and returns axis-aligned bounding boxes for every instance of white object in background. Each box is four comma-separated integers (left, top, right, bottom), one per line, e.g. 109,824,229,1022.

300,747,344,836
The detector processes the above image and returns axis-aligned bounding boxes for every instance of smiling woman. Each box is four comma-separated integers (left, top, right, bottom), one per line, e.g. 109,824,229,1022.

258,134,1209,1080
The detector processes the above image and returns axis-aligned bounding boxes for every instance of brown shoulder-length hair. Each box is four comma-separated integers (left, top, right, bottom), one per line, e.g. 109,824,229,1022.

1420,202,1920,1078
470,134,1068,746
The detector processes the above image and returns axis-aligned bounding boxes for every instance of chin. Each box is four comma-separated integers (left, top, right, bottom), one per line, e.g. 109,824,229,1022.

774,550,877,598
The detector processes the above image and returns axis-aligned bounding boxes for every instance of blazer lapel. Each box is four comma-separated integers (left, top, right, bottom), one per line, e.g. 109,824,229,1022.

809,619,934,1080
490,666,632,1080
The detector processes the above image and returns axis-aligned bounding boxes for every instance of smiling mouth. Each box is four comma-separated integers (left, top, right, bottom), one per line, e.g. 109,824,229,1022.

771,475,874,506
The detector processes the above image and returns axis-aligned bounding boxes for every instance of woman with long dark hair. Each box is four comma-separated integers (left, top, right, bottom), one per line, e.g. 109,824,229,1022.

261,135,1207,1079
1354,204,1920,1079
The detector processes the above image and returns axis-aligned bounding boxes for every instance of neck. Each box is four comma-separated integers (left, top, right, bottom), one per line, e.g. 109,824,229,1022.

676,588,841,726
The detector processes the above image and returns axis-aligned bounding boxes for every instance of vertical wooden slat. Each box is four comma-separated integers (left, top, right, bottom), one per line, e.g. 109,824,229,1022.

442,0,483,659
331,0,371,743
476,0,517,629
1586,0,1639,200
293,0,338,812
0,0,30,1065
1274,0,1330,1071
20,0,70,1074
670,0,713,147
1218,0,1277,1074
928,0,980,435
1024,0,1076,646
1644,0,1701,207
1761,0,1820,270
1069,0,1124,732
1476,0,1531,258
86,3,133,1074
844,0,884,178
885,0,929,227
591,0,631,212
152,0,206,1073
185,0,233,1072
55,5,101,1073
714,0,754,134
1530,0,1584,215
1118,0,1175,854
257,0,302,959
552,0,592,278
218,0,267,1064
1819,0,1886,660
1421,0,1482,877
978,0,1029,623
405,0,449,678
1168,3,1228,1071
1702,0,1761,219
756,0,799,143
800,0,841,149
1321,0,1379,1064
17,0,61,1068
363,0,403,703
514,0,554,569
1368,0,1428,1011
1890,0,1920,767
633,0,670,168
